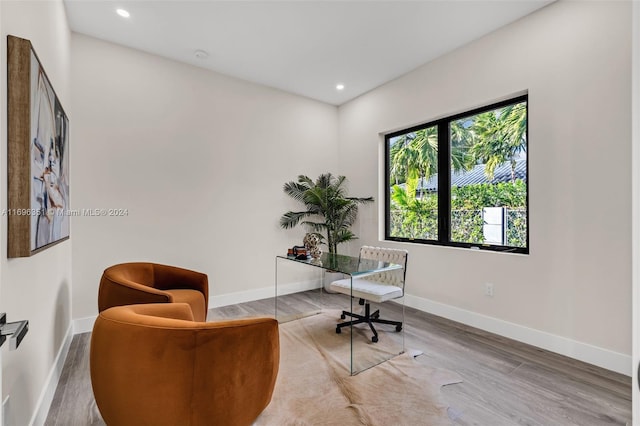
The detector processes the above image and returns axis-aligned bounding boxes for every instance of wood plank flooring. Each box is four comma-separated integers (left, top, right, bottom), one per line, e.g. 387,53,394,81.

45,290,631,425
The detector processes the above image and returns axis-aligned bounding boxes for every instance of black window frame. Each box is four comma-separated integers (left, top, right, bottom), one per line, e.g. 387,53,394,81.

384,94,529,254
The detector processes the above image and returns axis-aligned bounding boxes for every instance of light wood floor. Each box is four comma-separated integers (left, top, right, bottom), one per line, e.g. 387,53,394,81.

45,290,631,425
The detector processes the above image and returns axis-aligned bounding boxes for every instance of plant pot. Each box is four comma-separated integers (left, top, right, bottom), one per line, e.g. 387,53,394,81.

323,270,343,294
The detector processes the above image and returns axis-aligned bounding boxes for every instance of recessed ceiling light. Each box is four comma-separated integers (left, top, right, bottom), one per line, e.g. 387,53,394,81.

336,84,345,91
194,49,209,60
116,9,130,18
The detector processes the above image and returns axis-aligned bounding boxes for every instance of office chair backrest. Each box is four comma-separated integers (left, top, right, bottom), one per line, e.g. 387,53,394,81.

359,246,408,288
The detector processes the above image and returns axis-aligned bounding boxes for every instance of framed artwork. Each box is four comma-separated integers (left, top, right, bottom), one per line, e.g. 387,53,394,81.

7,35,69,257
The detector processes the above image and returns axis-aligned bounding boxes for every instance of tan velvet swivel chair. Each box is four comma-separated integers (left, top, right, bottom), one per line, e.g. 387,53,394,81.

98,262,209,322
91,303,280,426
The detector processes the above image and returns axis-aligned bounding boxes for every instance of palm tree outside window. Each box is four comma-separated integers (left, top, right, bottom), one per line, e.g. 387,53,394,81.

385,95,528,254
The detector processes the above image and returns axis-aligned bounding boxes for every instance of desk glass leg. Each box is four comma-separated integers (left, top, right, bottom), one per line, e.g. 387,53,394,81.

349,292,405,375
275,257,325,323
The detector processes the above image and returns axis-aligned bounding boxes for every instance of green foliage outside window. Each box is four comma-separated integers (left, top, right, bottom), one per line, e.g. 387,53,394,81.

390,180,527,247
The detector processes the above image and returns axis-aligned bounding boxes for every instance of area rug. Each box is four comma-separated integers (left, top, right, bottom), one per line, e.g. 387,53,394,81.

255,310,462,426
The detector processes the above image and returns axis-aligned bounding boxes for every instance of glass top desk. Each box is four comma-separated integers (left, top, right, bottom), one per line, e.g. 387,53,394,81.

275,252,405,375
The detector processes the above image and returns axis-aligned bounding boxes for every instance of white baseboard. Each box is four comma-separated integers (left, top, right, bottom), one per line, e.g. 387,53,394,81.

70,280,321,333
209,286,275,309
210,286,631,375
403,293,631,376
73,315,97,335
69,286,631,378
28,323,74,426
209,279,320,308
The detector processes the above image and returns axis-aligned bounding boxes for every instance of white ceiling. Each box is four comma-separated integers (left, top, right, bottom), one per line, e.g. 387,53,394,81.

63,1,553,105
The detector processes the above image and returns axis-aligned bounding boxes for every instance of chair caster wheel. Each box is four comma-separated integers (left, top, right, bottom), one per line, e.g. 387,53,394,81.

395,325,402,332
340,314,346,320
336,327,341,334
372,336,378,343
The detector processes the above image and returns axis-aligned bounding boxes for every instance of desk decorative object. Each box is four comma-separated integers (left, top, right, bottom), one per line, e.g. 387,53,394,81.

303,232,322,259
275,252,404,375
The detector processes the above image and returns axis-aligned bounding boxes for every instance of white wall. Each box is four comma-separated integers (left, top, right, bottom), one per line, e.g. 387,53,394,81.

0,1,72,425
71,34,339,320
338,0,631,371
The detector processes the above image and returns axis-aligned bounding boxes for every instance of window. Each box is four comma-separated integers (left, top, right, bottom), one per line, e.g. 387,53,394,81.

385,95,528,254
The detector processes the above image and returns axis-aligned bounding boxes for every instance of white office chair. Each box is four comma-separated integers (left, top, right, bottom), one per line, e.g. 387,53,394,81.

330,246,408,342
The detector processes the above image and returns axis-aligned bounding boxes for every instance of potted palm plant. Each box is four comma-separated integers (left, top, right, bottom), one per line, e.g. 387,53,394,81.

280,173,374,256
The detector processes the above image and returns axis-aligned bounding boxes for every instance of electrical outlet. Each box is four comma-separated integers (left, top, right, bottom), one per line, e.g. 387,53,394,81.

484,283,494,297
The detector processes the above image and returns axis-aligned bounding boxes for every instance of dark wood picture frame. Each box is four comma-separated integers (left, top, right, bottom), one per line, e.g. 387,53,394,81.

7,35,70,258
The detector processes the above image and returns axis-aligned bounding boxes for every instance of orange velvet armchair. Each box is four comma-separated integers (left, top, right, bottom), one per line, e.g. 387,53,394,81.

98,262,209,322
90,303,280,426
